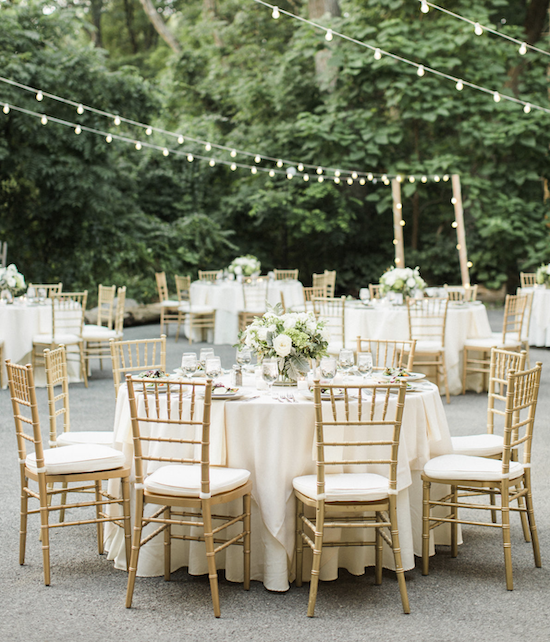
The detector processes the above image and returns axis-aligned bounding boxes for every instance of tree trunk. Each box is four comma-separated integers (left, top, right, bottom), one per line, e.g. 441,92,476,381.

411,190,419,251
524,0,549,44
308,0,341,89
90,0,103,48
138,0,181,53
123,0,138,54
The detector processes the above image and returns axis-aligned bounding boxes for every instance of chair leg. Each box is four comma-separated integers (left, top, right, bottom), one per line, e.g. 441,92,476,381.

202,502,221,618
451,485,458,558
164,506,171,581
78,341,88,388
375,512,383,585
307,501,325,618
389,496,410,614
38,475,51,586
243,493,251,591
490,491,497,524
422,480,430,576
126,491,145,608
501,482,514,590
95,480,104,555
121,477,132,571
524,471,541,568
295,497,303,587
19,471,28,565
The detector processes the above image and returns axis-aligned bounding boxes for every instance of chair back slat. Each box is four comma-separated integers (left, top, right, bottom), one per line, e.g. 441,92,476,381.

323,270,336,297
520,272,536,288
444,284,478,302
198,270,222,282
113,286,126,334
155,272,170,303
28,283,63,298
407,297,448,346
501,294,527,344
175,275,191,304
110,336,167,394
356,338,416,371
242,281,269,312
44,346,70,446
51,292,87,338
273,269,298,281
96,284,117,329
313,296,346,345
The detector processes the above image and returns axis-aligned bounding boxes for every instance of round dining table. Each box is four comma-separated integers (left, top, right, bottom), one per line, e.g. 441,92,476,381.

345,300,493,395
189,279,304,344
105,373,455,592
520,286,550,347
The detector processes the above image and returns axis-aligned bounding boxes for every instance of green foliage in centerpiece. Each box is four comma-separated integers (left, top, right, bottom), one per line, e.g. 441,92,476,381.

228,255,261,277
379,267,426,298
0,264,26,297
536,264,550,287
238,304,329,380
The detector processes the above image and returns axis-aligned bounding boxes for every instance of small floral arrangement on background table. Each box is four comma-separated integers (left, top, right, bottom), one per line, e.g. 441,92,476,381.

0,264,26,297
228,255,261,277
239,304,329,382
379,266,426,298
536,264,550,287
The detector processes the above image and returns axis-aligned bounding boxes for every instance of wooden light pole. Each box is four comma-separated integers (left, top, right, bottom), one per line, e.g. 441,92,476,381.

391,178,405,266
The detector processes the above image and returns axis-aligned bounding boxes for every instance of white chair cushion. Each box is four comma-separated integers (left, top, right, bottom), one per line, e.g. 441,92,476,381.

177,302,191,312
144,464,250,498
82,325,120,341
33,333,81,345
414,340,443,353
464,334,521,349
26,444,125,475
160,300,180,308
451,434,504,457
190,305,215,314
293,473,390,502
56,431,115,447
424,454,523,482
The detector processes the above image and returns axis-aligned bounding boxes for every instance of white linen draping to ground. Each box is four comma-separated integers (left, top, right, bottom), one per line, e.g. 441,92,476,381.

345,301,493,395
188,280,304,344
521,287,550,347
105,378,453,592
0,300,81,387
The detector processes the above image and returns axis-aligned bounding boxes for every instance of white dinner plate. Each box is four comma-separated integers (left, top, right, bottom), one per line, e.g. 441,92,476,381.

300,389,345,401
211,391,243,400
379,372,426,382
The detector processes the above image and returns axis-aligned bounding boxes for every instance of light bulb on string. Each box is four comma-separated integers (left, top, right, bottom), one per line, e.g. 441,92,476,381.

374,48,382,60
434,175,440,182
113,116,121,126
393,239,398,245
395,257,401,264
346,177,353,185
400,220,406,226
272,6,280,19
372,178,378,183
396,175,403,182
456,80,463,91
106,134,112,143
135,142,142,150
493,91,501,103
318,176,324,183
352,172,358,180
162,148,169,157
205,143,211,152
334,177,340,184
36,91,44,102
456,243,461,250
303,174,310,181
209,159,215,167
367,173,373,181
383,178,390,185
277,159,283,167
381,174,387,182
231,163,237,171
3,104,9,114
359,178,366,185
519,42,527,55
230,149,237,157
298,163,304,172
77,104,84,115
417,65,425,77
409,176,415,183
421,175,427,183
269,170,275,177
254,155,261,163
451,197,457,204
335,170,341,177
467,261,473,268
251,166,257,174
287,172,293,180
41,115,48,125
187,154,194,162
524,103,531,114
178,135,184,144
74,125,81,135
420,0,429,13
316,167,323,174
325,29,333,42
443,174,450,181
145,127,152,136
474,22,483,36
451,221,458,228
396,202,402,210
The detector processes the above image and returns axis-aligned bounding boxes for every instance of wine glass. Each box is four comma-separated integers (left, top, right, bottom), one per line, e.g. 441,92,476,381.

38,287,46,305
357,352,374,380
0,290,12,305
205,356,222,380
199,348,215,369
181,352,197,377
262,359,278,397
236,346,252,370
320,356,337,382
27,287,36,305
338,349,354,379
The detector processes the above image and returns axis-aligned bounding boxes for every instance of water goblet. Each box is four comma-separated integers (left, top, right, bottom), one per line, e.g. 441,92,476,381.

236,346,252,370
181,352,197,377
205,356,222,380
38,287,46,305
338,349,354,379
357,352,374,380
262,359,278,397
199,348,215,369
1,290,12,305
27,287,36,305
320,356,337,383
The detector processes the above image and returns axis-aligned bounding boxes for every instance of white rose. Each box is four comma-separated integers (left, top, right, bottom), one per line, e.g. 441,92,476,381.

284,317,296,330
268,325,277,333
307,321,317,333
321,328,331,342
257,327,268,341
273,334,292,357
406,277,416,288
234,266,242,275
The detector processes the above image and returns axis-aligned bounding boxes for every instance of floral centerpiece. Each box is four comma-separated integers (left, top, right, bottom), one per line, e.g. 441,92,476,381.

0,264,26,297
536,264,550,287
228,255,261,277
379,266,426,298
239,304,329,382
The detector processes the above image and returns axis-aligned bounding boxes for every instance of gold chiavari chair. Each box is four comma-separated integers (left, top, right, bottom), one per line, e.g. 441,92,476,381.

273,268,299,281
155,272,180,336
520,272,537,288
238,280,269,331
301,285,327,312
312,272,327,291
407,297,450,403
356,337,416,372
313,296,347,354
462,294,527,394
444,284,478,302
518,290,533,366
176,276,216,343
83,286,126,375
32,291,88,387
422,362,542,590
173,274,191,342
323,270,336,297
124,375,252,617
6,360,131,586
293,379,410,616
109,335,166,396
27,282,63,298
198,269,223,282
368,283,382,299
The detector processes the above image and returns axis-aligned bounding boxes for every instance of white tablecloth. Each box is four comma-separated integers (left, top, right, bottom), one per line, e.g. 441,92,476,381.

345,301,493,395
189,280,304,344
105,377,453,591
522,287,550,347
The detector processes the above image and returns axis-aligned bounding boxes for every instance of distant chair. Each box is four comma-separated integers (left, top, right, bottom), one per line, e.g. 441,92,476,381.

173,275,191,342
273,269,299,281
238,281,269,331
110,335,166,396
198,270,223,282
27,283,63,299
323,270,336,297
176,274,216,343
313,296,347,354
518,290,534,366
155,272,180,336
368,283,382,300
356,337,416,372
301,285,327,312
444,284,478,302
520,272,537,288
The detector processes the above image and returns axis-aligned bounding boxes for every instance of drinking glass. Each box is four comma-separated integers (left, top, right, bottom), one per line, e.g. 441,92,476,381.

320,356,337,382
205,356,222,380
262,359,278,397
38,288,47,305
357,352,374,379
199,348,215,368
27,287,36,305
338,349,354,374
0,290,12,305
236,346,252,370
181,352,197,377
